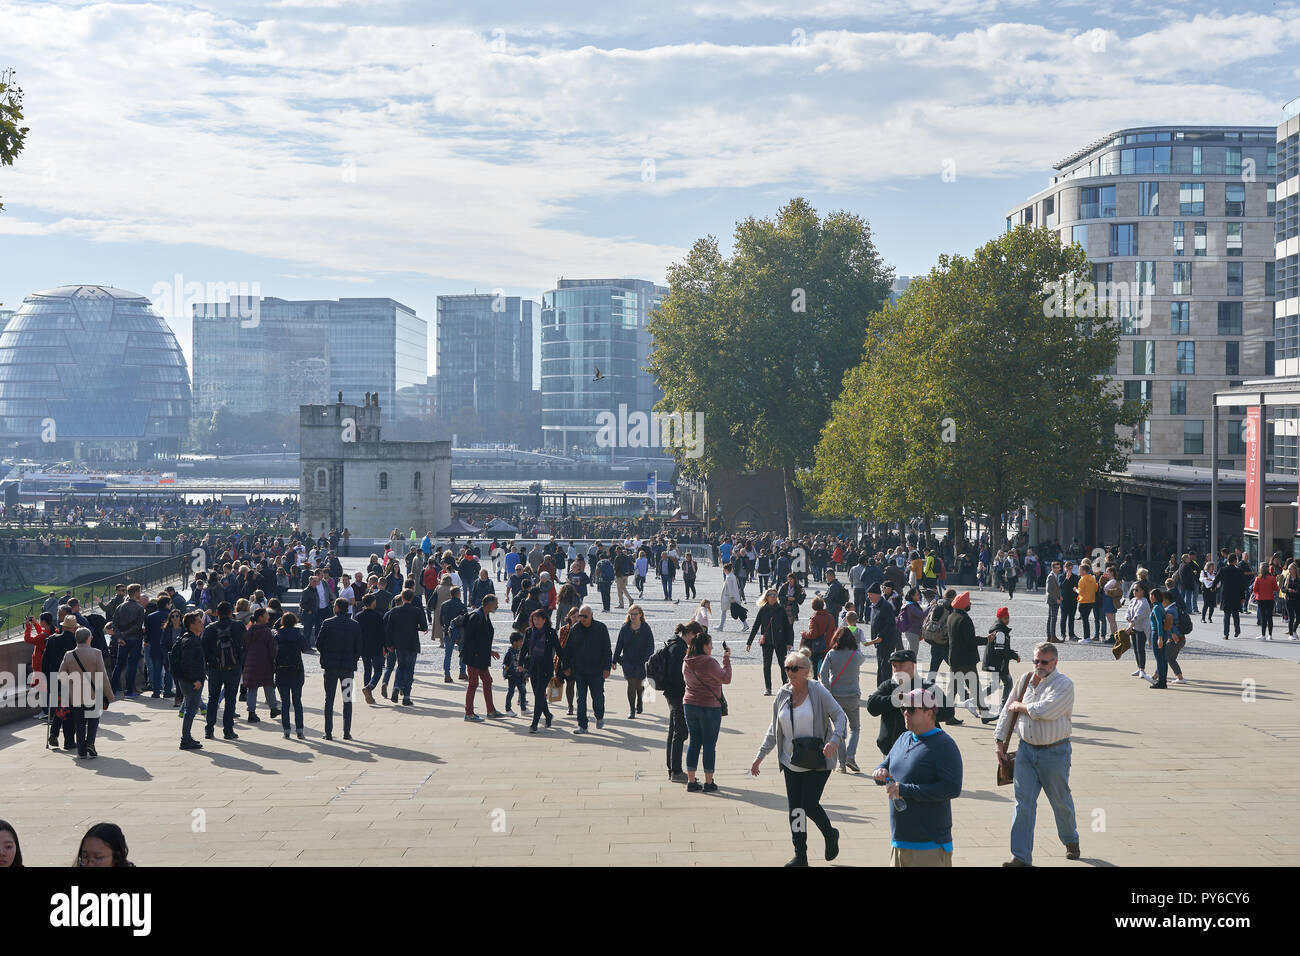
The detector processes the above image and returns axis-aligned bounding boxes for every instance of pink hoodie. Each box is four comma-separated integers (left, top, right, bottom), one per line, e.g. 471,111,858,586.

683,653,732,707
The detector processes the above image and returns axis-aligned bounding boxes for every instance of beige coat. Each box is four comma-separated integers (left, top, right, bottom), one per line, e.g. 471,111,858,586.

57,645,116,710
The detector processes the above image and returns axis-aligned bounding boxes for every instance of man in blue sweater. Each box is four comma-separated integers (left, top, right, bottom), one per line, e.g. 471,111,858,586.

872,687,963,867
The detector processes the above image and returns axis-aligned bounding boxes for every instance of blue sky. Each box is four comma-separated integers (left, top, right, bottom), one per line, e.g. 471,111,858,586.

2,0,1300,374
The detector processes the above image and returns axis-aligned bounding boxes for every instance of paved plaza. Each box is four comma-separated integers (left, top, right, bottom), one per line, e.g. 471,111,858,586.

3,558,1298,866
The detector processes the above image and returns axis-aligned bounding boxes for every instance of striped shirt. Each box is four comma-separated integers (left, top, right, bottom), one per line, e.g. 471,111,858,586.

994,669,1073,747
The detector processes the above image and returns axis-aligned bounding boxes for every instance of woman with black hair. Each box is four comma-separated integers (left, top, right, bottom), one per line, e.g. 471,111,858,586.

75,823,133,867
682,629,731,792
0,820,22,867
522,608,562,733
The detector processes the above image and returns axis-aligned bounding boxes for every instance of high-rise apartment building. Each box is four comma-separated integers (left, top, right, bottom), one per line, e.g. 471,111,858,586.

435,294,539,446
540,278,667,452
1270,98,1300,475
1007,126,1277,469
191,296,427,427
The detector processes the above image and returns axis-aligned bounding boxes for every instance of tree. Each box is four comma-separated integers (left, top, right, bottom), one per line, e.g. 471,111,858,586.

647,198,893,537
0,68,29,214
805,225,1145,552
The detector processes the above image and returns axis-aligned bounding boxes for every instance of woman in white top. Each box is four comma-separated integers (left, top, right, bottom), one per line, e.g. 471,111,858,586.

693,600,712,633
1125,580,1153,683
751,648,847,867
1199,562,1218,624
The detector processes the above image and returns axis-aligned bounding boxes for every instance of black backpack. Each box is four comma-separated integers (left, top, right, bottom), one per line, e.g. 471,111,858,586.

1172,596,1194,635
275,632,304,676
213,620,239,670
646,642,670,689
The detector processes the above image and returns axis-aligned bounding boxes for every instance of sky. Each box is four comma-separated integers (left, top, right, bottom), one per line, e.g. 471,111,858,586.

2,0,1300,375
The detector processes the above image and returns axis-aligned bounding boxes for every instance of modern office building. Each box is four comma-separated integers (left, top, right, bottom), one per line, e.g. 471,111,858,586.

191,296,427,427
0,285,191,459
435,294,539,446
540,277,668,453
888,275,914,306
0,310,14,329
1007,126,1278,470
1268,98,1300,475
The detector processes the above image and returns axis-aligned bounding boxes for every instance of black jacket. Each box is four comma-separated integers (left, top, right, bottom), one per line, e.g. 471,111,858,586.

661,635,689,701
868,597,900,656
317,613,362,672
460,607,496,670
867,674,940,757
201,618,246,671
172,632,206,684
384,602,428,654
825,580,848,615
355,608,386,658
562,619,612,675
945,607,982,670
748,602,794,650
1217,563,1247,603
522,624,561,679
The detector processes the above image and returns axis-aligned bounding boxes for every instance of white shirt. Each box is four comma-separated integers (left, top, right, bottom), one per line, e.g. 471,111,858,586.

778,696,817,773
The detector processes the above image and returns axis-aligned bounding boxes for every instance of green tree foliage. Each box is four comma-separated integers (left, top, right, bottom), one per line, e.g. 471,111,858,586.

647,198,893,536
0,68,29,213
805,225,1144,550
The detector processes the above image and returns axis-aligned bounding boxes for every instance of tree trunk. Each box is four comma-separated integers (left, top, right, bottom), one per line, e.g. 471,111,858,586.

782,467,802,538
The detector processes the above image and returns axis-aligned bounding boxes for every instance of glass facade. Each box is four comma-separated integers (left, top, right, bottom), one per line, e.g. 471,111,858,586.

0,285,191,457
192,297,426,427
540,278,667,452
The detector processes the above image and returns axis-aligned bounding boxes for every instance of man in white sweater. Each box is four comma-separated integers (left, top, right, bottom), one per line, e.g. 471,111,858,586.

994,641,1079,867
718,563,742,632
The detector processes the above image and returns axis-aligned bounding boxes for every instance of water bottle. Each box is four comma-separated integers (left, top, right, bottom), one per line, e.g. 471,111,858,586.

887,776,907,812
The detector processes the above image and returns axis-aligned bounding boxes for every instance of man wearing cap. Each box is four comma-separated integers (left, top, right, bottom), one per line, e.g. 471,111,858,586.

946,590,983,720
871,687,963,867
996,642,1079,866
866,583,901,687
866,649,943,756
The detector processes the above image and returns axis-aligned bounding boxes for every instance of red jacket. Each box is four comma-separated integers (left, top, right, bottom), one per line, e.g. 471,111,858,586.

24,619,50,674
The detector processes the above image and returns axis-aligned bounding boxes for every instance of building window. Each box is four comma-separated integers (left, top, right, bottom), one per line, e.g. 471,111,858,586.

1225,183,1245,216
1226,262,1243,297
1193,222,1207,256
1124,379,1152,404
1118,298,1141,335
1133,420,1151,454
1176,342,1196,375
1266,261,1275,297
1172,262,1192,294
1190,146,1201,175
1094,262,1112,287
414,471,422,491
1266,340,1276,376
378,471,388,492
1109,223,1137,256
1133,340,1155,375
1170,302,1190,334
1225,147,1242,176
1225,340,1240,376
1184,420,1204,455
1071,225,1088,254
1138,181,1159,216
1268,148,1277,176
1267,185,1276,217
1227,420,1247,456
1121,146,1170,174
1170,381,1187,415
1137,260,1155,296
1217,302,1242,335
1173,221,1184,255
1179,182,1204,215
315,468,328,492
1226,222,1242,256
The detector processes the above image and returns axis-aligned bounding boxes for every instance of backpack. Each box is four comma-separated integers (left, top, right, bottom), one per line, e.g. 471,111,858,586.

646,643,670,690
1173,598,1193,635
213,620,239,670
921,603,949,645
168,635,187,681
895,606,909,634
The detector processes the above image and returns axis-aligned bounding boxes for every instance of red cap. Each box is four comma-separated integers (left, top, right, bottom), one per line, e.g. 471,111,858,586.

996,606,1010,620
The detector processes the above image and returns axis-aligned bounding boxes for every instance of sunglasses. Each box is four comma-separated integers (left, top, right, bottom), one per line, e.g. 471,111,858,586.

785,665,804,672
1033,658,1054,665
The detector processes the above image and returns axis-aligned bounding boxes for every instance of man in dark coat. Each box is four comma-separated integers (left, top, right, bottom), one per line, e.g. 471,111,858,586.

945,590,984,723
201,602,246,741
383,588,428,705
867,583,900,686
461,594,504,721
43,615,80,749
561,604,612,734
1059,561,1080,641
1217,553,1247,639
355,593,387,705
824,570,848,623
316,597,362,740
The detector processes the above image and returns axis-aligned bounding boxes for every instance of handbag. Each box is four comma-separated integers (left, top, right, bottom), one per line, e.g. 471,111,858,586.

546,677,564,703
786,691,826,770
996,671,1033,786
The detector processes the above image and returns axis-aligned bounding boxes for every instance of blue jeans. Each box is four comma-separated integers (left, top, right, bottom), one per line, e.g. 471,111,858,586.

301,611,319,649
362,653,384,688
1151,631,1168,684
110,639,143,694
574,671,605,729
276,673,304,731
1180,588,1198,613
180,680,204,743
395,650,417,697
662,577,673,600
506,672,528,710
382,650,399,686
1010,740,1078,865
443,630,466,678
684,703,723,774
205,667,240,734
147,653,173,696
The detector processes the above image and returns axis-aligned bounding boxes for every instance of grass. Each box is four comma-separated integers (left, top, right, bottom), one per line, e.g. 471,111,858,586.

0,583,62,610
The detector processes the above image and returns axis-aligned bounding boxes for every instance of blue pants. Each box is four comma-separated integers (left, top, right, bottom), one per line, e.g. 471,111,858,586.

180,681,204,743
205,667,240,734
382,649,399,686
147,653,173,696
300,612,318,649
443,632,465,678
1010,740,1078,865
1151,632,1168,684
506,672,528,710
684,703,723,774
276,673,304,731
1180,588,1198,613
110,639,143,694
362,653,384,688
662,577,673,600
395,650,417,697
574,671,605,730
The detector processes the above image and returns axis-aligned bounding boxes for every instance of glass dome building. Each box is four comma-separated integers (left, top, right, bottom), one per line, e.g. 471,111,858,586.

0,285,192,460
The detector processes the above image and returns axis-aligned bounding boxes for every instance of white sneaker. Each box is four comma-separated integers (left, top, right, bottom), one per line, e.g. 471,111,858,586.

963,699,979,716
1291,635,1300,642
1130,669,1142,677
505,709,516,716
1142,673,1155,684
1257,635,1267,641
1171,677,1186,684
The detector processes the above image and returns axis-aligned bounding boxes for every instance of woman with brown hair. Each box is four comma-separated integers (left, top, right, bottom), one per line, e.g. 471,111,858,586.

555,607,580,715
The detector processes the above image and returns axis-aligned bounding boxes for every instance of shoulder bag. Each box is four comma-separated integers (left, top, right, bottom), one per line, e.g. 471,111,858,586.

996,671,1032,786
787,690,825,770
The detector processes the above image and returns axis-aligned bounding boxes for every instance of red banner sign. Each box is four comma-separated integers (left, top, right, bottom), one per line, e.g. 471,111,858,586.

1245,407,1261,534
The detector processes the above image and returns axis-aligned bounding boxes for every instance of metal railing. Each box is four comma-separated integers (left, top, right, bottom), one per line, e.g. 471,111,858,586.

0,553,186,645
